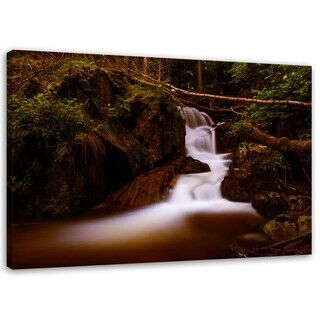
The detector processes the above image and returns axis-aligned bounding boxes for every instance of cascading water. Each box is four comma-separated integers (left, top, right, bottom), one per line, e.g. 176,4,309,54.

11,106,264,268
169,107,232,202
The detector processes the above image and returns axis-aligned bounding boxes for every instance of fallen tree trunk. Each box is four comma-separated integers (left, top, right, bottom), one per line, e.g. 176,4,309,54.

243,122,311,153
130,73,311,109
164,83,311,108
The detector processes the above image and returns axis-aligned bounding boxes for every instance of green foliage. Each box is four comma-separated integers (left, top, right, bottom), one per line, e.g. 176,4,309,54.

55,58,98,77
7,93,104,214
8,93,90,143
257,150,287,176
124,83,162,105
109,83,165,125
229,63,252,84
56,132,106,167
245,104,293,129
237,142,290,180
252,65,311,101
228,65,311,135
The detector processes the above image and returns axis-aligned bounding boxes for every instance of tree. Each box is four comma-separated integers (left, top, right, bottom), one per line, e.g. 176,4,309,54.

197,60,204,92
142,57,149,75
242,122,311,154
158,58,162,82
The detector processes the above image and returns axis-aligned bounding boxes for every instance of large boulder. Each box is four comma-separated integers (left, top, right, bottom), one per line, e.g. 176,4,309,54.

215,120,241,153
132,90,185,163
57,69,114,117
252,191,310,217
221,142,289,202
262,209,311,242
105,156,209,207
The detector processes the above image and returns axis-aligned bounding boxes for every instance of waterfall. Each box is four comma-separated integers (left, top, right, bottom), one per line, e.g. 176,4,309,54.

12,106,264,268
169,107,232,202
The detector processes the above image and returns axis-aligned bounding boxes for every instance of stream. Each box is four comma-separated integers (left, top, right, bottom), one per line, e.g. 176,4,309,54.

10,107,264,268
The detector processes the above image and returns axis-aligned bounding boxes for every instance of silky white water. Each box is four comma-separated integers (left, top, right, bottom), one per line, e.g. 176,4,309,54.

12,107,263,267
169,107,231,202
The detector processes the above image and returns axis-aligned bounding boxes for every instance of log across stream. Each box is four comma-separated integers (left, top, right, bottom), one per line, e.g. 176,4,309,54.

9,107,266,268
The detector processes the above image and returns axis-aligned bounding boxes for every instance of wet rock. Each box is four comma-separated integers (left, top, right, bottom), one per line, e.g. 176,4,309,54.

105,165,175,207
252,192,311,217
175,156,210,174
262,210,311,242
106,156,209,207
215,120,241,153
221,174,265,202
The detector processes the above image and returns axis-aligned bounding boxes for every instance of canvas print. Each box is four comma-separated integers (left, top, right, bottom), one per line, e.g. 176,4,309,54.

7,50,312,269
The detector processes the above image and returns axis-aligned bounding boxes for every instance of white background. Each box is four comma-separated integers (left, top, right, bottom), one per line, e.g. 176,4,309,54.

1,1,319,319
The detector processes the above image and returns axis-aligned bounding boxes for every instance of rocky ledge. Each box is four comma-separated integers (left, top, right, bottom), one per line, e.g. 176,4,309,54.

221,142,311,247
105,156,210,207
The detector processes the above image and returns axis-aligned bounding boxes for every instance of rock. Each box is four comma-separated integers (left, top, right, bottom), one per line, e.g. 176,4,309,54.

221,174,266,202
57,69,114,117
252,192,310,217
136,108,164,163
105,156,209,207
262,210,311,242
221,142,289,202
175,156,210,174
134,91,185,163
105,165,175,207
215,120,241,153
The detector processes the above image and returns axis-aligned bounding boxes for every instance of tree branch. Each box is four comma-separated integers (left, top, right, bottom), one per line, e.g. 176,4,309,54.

132,73,311,108
165,83,311,108
242,122,311,153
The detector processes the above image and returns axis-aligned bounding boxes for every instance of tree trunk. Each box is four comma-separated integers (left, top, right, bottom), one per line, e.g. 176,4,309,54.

164,82,311,108
142,57,149,75
158,58,162,82
129,74,312,109
197,60,203,92
243,122,311,154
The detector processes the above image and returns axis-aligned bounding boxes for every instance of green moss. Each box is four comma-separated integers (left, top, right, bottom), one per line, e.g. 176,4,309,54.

237,142,291,179
8,63,185,218
263,212,311,241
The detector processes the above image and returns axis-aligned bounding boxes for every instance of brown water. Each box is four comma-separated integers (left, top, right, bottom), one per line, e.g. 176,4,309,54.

9,203,265,268
9,107,266,269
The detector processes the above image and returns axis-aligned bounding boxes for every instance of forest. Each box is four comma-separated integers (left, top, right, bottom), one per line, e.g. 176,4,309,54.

7,50,312,268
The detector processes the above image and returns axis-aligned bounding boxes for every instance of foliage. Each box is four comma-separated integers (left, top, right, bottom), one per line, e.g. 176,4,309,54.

8,93,95,207
252,65,311,101
228,64,311,136
109,83,168,126
8,93,90,144
257,149,287,176
56,132,106,167
235,104,293,130
237,142,290,181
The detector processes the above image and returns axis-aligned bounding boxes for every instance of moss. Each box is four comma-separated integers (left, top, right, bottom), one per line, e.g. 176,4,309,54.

109,83,162,121
8,68,186,219
252,192,310,217
263,212,311,242
236,142,291,179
